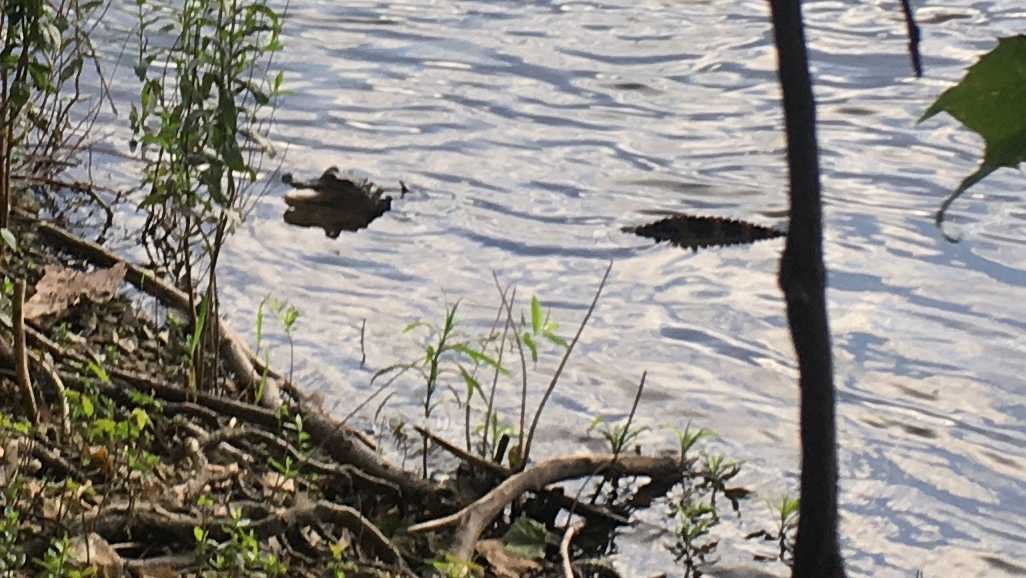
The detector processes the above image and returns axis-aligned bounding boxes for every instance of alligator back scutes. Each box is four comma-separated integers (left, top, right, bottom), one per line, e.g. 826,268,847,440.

623,214,784,250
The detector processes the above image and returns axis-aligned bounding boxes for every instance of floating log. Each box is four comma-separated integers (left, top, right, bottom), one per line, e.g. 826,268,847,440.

624,213,784,250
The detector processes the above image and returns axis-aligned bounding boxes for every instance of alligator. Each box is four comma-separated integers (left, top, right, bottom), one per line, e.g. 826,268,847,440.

623,214,784,250
281,167,402,238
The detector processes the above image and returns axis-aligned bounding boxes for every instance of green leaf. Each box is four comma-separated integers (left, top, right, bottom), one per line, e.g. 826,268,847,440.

81,395,94,418
542,331,567,349
189,294,209,358
921,35,1026,216
222,137,247,172
457,365,483,401
131,408,150,431
402,321,426,333
28,61,51,91
0,228,17,252
502,516,548,559
255,300,266,350
530,296,543,334
59,56,82,84
91,418,116,437
87,361,110,384
522,333,538,362
451,344,508,374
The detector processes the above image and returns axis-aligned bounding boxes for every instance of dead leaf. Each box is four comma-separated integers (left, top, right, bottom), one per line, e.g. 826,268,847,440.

262,471,296,494
476,539,542,578
67,533,125,578
24,263,127,321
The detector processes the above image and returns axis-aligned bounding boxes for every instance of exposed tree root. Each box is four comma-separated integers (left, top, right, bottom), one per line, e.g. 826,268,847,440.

409,452,685,561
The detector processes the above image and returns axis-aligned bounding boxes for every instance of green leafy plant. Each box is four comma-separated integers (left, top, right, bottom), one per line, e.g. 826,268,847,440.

327,537,357,578
0,504,25,576
502,516,549,560
770,493,799,562
675,422,716,462
130,0,285,392
921,35,1026,238
520,295,567,362
0,0,105,238
669,497,718,578
699,453,741,508
257,296,301,384
34,535,95,578
588,416,649,455
194,505,287,577
430,553,482,578
664,420,746,577
405,299,514,472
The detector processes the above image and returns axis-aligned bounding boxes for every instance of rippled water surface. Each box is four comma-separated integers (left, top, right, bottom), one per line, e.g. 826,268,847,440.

87,1,1026,576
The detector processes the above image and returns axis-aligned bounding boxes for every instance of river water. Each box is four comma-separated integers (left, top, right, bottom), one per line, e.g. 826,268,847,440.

83,1,1026,576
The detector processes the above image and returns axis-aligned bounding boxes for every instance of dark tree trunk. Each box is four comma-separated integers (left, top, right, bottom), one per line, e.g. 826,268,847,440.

767,1,846,577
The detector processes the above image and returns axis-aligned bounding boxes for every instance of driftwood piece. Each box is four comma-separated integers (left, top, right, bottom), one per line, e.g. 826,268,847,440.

624,214,784,250
281,167,394,237
408,453,685,561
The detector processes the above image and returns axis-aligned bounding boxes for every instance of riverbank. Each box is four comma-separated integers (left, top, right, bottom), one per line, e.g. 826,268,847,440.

1,202,773,577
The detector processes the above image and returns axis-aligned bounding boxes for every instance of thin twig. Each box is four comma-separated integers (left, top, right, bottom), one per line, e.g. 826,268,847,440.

589,371,647,502
482,284,513,456
492,274,530,463
340,363,414,425
359,318,367,367
521,261,613,469
561,520,585,578
12,280,39,425
899,0,923,78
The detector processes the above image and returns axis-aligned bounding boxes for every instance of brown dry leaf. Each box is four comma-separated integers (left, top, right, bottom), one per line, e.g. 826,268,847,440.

67,533,125,578
476,539,542,578
24,262,127,321
262,471,296,494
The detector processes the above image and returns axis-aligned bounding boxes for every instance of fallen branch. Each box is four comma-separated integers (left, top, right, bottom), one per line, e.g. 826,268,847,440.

197,426,399,496
416,426,629,527
408,452,684,561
